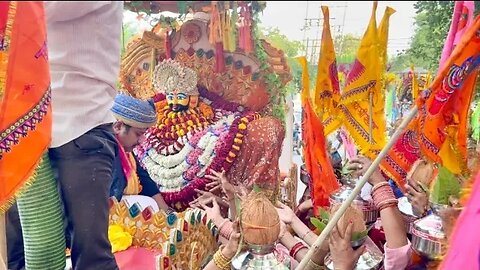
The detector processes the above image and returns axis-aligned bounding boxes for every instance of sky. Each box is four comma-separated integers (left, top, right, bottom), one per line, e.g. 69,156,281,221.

124,1,417,56
259,1,417,56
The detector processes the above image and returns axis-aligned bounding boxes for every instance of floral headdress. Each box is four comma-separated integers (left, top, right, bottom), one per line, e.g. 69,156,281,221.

152,59,199,95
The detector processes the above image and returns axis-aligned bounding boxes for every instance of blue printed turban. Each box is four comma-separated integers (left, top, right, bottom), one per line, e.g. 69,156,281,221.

111,94,157,129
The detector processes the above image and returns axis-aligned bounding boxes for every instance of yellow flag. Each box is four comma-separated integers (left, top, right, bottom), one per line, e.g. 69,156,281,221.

378,7,396,73
314,6,340,118
411,65,419,100
337,2,393,159
340,1,380,104
377,6,396,113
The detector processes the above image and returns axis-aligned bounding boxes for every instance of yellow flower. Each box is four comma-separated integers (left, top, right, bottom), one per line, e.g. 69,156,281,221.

108,224,133,253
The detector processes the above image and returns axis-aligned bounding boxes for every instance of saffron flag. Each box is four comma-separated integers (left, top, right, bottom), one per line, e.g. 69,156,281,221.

0,2,52,210
380,16,480,186
314,6,341,136
337,2,392,159
298,56,339,213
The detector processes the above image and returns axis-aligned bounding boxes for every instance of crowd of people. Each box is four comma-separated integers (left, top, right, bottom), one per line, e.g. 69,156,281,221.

4,1,479,270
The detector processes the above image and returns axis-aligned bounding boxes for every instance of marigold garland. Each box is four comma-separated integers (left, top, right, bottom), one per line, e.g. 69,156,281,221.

136,85,260,211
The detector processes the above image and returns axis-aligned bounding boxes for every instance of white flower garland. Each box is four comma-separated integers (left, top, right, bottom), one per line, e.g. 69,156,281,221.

198,134,218,167
148,143,193,169
142,114,236,193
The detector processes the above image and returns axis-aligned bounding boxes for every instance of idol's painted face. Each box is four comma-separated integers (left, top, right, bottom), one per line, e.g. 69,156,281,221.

166,91,190,112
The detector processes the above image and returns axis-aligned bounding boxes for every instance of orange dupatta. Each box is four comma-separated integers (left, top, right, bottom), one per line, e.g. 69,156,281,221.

0,2,51,211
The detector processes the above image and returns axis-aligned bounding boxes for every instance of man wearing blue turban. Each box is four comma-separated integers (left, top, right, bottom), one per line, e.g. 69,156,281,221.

109,94,171,213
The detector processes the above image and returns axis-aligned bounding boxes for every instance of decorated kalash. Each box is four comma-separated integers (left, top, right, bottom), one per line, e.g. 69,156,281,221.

109,1,293,269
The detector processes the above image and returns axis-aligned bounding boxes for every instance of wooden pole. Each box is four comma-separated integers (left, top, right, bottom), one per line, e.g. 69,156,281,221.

296,106,418,269
0,213,6,270
369,91,374,143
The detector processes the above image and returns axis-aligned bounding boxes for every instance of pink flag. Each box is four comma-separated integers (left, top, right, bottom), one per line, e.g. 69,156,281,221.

439,1,475,70
441,170,480,270
339,127,356,160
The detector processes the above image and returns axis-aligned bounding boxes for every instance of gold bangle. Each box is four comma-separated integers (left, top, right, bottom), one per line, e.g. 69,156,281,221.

213,246,231,270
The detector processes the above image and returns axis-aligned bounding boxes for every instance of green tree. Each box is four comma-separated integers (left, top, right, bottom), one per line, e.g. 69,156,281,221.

260,26,305,94
403,1,454,72
334,33,361,63
121,22,138,56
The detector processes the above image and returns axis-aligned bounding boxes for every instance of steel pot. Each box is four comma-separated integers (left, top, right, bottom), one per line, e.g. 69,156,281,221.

398,196,418,234
329,181,379,225
411,209,446,260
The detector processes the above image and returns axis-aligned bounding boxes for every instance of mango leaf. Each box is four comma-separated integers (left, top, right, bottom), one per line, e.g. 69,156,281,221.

253,184,262,193
352,230,368,242
310,217,327,232
430,166,461,205
319,207,330,221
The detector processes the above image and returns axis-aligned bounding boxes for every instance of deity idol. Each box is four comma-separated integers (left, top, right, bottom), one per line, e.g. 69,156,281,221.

134,59,284,211
120,14,292,211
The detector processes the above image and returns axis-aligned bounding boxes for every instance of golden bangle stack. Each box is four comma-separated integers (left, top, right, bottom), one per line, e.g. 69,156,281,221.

213,246,231,270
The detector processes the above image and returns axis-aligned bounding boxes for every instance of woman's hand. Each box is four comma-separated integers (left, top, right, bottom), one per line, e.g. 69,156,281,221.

346,156,385,185
205,170,248,202
223,219,241,259
329,223,365,270
275,201,296,225
197,196,224,226
405,181,429,217
297,199,313,214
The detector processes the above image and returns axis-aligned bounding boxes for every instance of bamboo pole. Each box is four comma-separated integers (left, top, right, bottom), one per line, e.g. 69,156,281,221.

0,213,6,270
369,91,374,143
296,106,418,269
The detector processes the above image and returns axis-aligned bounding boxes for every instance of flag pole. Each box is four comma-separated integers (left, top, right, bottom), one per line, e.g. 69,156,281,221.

296,105,418,269
369,90,374,143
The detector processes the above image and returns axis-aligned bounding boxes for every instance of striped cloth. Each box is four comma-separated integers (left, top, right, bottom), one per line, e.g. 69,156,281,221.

17,153,65,270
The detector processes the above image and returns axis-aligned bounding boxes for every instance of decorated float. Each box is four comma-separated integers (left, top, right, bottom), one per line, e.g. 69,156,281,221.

109,1,297,269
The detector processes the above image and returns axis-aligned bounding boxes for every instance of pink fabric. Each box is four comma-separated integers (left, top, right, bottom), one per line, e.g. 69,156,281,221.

441,171,480,270
439,1,475,70
339,128,356,159
114,247,162,270
384,242,411,270
274,243,297,268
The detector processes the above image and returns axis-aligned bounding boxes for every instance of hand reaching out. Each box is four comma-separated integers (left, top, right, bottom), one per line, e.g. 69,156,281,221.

196,196,223,226
223,219,242,259
190,189,228,209
205,169,235,200
205,169,248,202
346,156,385,185
275,201,295,225
405,181,429,217
329,223,365,270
